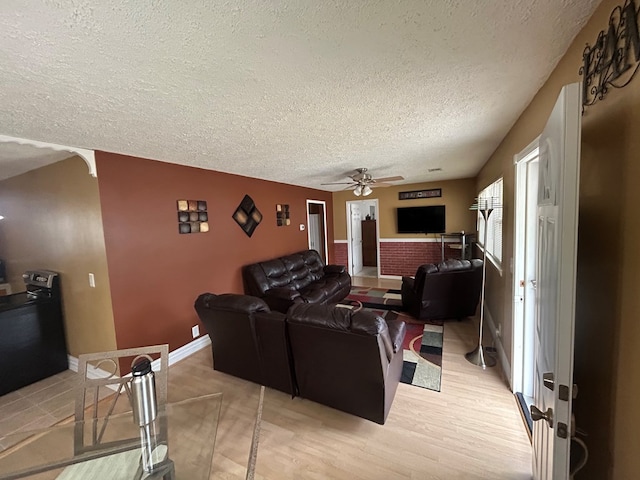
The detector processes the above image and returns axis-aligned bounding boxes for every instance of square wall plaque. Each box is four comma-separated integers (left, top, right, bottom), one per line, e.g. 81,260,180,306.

177,199,208,234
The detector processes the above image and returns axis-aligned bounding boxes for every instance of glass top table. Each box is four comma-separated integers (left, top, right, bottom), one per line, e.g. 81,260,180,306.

0,393,223,480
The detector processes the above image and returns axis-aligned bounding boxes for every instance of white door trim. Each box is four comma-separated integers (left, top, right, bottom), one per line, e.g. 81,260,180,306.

345,199,380,277
512,137,540,394
306,199,329,264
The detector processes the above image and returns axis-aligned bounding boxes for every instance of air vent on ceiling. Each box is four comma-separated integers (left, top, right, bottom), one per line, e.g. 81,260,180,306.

428,167,442,172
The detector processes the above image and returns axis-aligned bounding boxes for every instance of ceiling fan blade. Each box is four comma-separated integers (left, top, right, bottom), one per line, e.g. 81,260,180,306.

321,181,356,185
373,176,404,182
370,182,394,188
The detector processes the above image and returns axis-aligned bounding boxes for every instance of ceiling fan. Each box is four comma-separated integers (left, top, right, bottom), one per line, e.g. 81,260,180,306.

321,168,404,196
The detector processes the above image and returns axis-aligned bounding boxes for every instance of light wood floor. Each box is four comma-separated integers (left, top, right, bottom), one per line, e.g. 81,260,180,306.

169,321,532,479
1,275,532,479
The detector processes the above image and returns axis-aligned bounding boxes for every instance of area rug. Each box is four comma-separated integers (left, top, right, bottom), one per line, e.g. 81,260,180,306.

400,322,443,392
337,298,443,392
345,286,403,311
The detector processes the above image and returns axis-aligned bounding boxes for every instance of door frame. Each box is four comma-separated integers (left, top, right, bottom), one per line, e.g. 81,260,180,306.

345,199,380,276
512,137,540,394
306,199,329,264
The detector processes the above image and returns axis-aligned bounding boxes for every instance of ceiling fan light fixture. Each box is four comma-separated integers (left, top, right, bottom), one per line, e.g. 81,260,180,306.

353,185,362,196
362,185,372,196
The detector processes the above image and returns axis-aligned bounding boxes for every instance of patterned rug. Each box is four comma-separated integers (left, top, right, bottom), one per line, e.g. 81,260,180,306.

400,322,443,392
345,286,404,311
338,288,443,392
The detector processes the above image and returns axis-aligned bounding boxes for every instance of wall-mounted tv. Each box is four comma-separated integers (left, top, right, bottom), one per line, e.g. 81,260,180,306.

396,205,446,234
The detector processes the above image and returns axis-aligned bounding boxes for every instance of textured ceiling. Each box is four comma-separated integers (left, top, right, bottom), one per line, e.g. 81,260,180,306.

0,1,599,189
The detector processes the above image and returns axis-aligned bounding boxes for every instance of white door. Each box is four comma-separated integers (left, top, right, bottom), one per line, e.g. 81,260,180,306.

308,213,321,252
349,203,363,275
532,83,581,479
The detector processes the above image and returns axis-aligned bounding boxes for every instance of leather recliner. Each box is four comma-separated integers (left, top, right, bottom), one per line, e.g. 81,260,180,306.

242,249,351,313
194,293,295,395
194,293,406,424
286,303,406,425
401,258,483,320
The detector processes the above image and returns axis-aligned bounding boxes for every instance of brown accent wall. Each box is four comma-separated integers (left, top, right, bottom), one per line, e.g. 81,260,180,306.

96,152,334,359
477,0,640,477
332,178,477,240
0,156,117,357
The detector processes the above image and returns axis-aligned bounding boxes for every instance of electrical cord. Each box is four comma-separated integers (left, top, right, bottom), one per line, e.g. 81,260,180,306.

570,436,589,479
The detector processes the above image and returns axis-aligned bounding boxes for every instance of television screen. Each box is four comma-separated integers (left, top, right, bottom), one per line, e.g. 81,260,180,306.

397,205,446,234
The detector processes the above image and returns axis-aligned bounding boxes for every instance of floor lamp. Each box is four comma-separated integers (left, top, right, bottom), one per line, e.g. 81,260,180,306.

465,197,497,369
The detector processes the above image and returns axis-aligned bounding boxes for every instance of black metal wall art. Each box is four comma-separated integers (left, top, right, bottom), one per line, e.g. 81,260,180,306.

580,0,640,109
399,188,441,200
232,195,262,237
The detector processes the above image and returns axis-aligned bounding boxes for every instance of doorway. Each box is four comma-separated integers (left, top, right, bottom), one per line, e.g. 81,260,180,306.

512,139,540,428
306,200,328,264
345,199,380,277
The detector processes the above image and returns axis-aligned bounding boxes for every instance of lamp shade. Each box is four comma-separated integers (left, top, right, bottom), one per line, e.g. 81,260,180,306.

362,185,372,196
353,185,362,196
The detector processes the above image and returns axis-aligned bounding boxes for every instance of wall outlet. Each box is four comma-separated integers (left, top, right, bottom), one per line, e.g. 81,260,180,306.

191,325,200,338
88,273,96,288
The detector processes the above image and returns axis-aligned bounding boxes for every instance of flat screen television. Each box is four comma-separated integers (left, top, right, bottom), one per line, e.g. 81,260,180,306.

396,205,446,234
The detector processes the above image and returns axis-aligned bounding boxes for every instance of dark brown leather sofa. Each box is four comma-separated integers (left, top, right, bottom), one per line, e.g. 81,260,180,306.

401,258,483,320
193,293,295,395
242,249,351,313
194,293,405,424
287,303,406,425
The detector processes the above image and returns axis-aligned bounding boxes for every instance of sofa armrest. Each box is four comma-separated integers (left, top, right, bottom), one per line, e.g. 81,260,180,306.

385,319,406,354
324,264,346,275
401,276,414,287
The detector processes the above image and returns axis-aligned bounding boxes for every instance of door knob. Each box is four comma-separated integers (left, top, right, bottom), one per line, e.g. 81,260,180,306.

531,405,554,428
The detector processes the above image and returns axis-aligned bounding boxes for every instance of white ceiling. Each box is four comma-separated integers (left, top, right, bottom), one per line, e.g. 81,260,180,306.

0,1,599,190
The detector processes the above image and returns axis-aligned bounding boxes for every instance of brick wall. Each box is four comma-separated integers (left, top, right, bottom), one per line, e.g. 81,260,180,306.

379,241,462,276
333,242,348,267
334,240,463,276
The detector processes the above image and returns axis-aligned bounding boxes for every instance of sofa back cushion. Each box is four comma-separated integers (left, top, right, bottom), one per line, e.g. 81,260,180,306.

244,250,326,296
437,258,472,272
419,258,483,318
194,293,294,394
286,302,401,424
287,303,394,361
413,263,438,294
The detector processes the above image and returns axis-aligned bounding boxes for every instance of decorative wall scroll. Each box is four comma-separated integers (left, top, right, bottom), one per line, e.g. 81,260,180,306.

579,0,640,109
276,204,290,226
177,200,208,234
232,195,262,237
399,188,442,200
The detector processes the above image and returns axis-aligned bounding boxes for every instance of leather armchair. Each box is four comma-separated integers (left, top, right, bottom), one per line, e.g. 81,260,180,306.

286,303,406,425
194,293,295,395
401,258,483,320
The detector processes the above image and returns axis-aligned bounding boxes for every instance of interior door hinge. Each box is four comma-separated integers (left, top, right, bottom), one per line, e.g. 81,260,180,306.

559,384,570,401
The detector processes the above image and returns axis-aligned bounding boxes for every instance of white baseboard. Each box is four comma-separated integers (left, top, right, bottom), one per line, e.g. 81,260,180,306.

151,334,211,371
483,307,511,385
67,335,212,389
379,274,402,280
